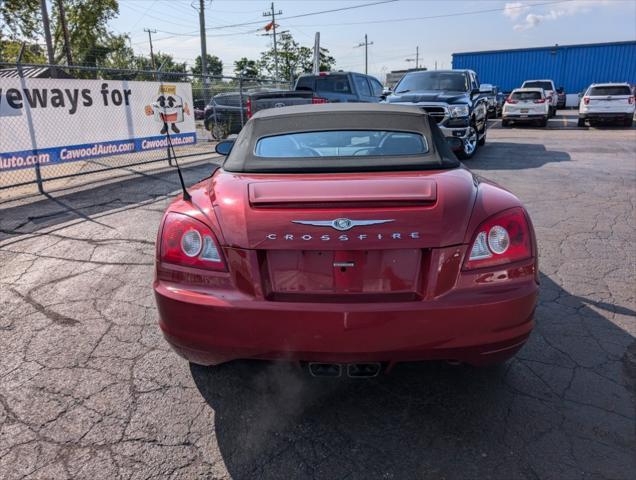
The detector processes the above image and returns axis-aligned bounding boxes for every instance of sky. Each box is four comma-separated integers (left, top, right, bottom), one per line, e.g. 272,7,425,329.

112,0,636,79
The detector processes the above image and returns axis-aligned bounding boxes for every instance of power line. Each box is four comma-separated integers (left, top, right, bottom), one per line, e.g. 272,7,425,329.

282,0,573,28
128,0,159,30
153,0,397,36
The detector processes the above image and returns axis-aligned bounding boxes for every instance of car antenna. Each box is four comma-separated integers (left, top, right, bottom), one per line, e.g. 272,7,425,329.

157,61,192,203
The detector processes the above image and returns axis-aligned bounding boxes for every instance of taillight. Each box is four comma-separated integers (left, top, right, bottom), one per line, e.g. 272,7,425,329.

534,98,546,103
629,96,635,104
246,98,252,118
583,96,590,105
505,97,518,104
463,207,532,270
160,212,226,271
312,96,328,104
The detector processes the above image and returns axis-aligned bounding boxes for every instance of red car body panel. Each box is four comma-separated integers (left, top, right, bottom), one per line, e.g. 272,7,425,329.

154,166,539,368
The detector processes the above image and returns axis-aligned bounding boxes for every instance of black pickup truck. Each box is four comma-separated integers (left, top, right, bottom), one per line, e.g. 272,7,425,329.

384,69,489,159
204,90,317,139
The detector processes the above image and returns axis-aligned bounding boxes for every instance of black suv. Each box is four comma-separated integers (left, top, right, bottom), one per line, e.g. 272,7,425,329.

384,69,489,159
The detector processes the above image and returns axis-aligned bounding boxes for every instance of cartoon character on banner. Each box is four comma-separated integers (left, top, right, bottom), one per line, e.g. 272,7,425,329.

145,85,191,135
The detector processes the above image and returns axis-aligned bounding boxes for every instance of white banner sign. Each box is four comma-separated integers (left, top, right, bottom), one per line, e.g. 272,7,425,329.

0,78,196,171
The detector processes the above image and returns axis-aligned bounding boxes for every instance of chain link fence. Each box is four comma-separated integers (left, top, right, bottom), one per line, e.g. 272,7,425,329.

0,61,289,194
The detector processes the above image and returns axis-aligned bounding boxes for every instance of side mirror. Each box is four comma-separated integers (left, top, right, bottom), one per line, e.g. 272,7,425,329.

471,88,481,96
479,84,493,94
446,137,463,153
381,88,392,99
215,140,234,156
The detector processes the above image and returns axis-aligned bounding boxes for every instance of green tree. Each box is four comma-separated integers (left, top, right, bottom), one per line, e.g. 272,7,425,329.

134,52,187,73
0,0,40,39
297,46,336,73
0,1,133,69
0,39,46,63
233,57,260,77
259,32,336,81
51,0,126,67
191,54,223,76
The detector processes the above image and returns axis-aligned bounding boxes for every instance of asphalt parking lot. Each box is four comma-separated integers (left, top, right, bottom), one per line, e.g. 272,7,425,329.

1,111,634,479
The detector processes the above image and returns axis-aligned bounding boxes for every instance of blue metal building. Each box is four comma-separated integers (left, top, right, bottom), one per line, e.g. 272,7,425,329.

452,41,636,93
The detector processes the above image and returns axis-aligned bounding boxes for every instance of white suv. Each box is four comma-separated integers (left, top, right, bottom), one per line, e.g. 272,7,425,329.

578,83,635,127
502,88,550,127
521,79,558,117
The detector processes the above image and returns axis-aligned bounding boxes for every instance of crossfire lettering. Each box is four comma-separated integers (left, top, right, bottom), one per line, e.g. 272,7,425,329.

266,232,421,241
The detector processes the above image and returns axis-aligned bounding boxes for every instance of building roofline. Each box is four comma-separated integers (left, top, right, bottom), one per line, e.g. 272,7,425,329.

452,40,636,57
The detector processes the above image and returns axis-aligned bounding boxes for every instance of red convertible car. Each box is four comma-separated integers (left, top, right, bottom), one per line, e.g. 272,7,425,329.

154,104,538,377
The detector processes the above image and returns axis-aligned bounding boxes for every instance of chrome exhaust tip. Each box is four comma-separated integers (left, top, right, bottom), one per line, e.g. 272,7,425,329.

347,363,381,378
308,363,342,377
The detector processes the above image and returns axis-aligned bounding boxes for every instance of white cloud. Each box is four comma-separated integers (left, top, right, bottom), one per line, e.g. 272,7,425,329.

513,10,563,31
503,2,530,20
506,0,620,31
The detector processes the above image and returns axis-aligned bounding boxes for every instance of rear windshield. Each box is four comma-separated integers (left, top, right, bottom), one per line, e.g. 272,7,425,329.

395,72,468,93
512,91,542,101
588,86,631,96
214,95,242,107
295,76,315,91
254,130,428,158
523,81,553,91
315,75,351,94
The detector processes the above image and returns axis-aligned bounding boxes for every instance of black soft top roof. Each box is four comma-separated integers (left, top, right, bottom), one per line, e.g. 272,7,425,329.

223,103,460,173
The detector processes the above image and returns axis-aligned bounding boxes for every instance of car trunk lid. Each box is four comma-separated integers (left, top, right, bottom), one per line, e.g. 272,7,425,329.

210,169,476,299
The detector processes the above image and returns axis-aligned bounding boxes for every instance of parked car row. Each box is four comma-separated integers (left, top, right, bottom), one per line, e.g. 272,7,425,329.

199,71,634,141
500,79,634,128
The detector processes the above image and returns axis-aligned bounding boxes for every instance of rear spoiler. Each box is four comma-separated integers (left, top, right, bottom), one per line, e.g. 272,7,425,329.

248,179,437,208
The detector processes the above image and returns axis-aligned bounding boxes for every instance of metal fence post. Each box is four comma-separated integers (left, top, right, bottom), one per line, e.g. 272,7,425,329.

238,74,245,128
16,44,45,194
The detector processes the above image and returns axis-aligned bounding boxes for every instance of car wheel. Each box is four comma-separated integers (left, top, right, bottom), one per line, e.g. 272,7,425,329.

211,124,225,140
540,117,548,127
502,119,510,127
478,121,487,146
577,118,586,127
457,125,478,160
624,117,633,127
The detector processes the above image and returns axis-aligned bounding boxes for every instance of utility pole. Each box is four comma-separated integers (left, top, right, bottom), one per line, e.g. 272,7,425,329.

39,0,55,66
144,28,157,70
197,0,210,104
55,0,73,65
312,32,320,74
263,2,282,80
355,34,373,75
416,46,419,69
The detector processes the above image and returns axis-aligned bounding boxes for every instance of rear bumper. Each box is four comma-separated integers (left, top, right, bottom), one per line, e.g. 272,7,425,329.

503,113,547,121
155,274,538,367
579,112,633,120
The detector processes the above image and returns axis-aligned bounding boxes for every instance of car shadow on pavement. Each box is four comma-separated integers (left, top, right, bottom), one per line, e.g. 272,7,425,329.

0,161,217,243
190,274,635,480
472,142,571,170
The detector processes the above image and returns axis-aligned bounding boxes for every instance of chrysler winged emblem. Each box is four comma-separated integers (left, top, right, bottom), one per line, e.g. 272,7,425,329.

291,218,394,232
